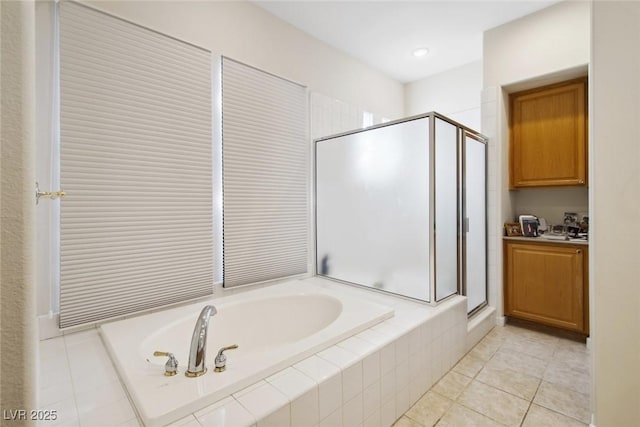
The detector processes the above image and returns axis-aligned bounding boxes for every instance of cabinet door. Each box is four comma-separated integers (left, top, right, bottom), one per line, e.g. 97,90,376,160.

510,78,587,188
505,242,585,333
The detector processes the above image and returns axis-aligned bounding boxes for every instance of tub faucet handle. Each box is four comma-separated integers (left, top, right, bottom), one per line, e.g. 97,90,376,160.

154,351,178,376
214,344,238,372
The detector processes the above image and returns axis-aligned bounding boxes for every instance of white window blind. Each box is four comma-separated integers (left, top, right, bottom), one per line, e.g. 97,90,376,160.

59,2,213,328
222,58,308,287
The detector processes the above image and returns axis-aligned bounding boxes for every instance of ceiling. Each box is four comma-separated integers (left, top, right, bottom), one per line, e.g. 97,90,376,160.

253,1,559,83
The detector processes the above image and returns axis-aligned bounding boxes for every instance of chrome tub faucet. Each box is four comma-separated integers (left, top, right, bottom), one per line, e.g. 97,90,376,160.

185,305,217,377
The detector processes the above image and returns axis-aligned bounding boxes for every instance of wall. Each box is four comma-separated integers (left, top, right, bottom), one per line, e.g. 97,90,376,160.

591,2,640,425
35,0,405,324
404,60,482,131
511,187,588,226
87,0,403,120
481,0,590,322
0,0,38,413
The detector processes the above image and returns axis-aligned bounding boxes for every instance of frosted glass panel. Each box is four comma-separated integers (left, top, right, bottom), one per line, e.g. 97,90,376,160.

465,134,487,313
435,119,459,301
316,118,431,301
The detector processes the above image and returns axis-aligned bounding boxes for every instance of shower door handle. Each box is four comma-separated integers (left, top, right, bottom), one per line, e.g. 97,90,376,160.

464,217,469,233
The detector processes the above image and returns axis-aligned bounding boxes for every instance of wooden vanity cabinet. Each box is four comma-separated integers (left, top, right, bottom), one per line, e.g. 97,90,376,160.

504,240,588,334
509,78,587,188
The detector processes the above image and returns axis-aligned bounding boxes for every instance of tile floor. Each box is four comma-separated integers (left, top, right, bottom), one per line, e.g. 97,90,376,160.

393,323,591,427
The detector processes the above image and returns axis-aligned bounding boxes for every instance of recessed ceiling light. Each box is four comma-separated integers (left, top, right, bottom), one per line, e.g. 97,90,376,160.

412,47,430,58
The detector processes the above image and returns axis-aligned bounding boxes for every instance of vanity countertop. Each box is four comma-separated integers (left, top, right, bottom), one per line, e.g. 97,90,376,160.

503,235,589,246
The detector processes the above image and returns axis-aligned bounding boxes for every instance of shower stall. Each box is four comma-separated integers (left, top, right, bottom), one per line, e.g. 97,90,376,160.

315,112,487,314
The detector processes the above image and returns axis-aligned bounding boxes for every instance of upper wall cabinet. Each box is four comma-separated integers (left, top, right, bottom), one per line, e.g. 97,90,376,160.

509,77,587,188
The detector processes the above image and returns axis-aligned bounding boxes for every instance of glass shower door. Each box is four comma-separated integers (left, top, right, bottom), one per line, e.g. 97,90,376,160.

434,118,459,301
464,132,487,314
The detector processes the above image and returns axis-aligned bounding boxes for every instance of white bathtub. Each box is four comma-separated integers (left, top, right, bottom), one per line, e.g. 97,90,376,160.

100,279,394,426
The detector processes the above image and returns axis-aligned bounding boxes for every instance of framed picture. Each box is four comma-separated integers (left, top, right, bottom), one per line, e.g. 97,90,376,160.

504,222,522,236
521,218,539,237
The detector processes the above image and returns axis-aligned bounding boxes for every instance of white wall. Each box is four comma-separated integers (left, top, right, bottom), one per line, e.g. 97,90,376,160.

404,60,482,131
591,2,640,425
35,0,405,323
484,1,590,88
481,0,590,321
87,0,404,120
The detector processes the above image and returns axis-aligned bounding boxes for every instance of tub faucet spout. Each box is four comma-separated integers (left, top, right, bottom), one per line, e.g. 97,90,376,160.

185,305,217,377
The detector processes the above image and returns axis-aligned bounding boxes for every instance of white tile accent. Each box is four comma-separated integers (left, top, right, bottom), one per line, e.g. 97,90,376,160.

381,369,396,403
343,393,363,427
317,345,360,369
380,397,396,427
363,409,381,427
336,335,377,357
363,380,381,419
233,381,289,423
395,386,410,419
362,351,381,389
394,334,409,365
267,367,316,401
256,405,289,427
319,407,342,427
290,387,319,427
318,373,342,420
294,355,340,383
342,361,363,403
77,397,136,427
380,344,395,376
75,381,128,419
195,397,256,427
408,326,423,355
166,415,201,427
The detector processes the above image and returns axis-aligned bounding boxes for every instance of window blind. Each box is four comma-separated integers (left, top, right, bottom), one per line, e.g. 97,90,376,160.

59,2,213,327
222,58,308,287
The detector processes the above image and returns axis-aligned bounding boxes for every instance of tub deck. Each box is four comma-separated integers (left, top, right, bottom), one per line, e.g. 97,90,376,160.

100,278,396,426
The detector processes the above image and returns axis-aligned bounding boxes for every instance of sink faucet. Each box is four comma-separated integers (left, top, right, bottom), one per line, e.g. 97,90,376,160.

185,305,217,377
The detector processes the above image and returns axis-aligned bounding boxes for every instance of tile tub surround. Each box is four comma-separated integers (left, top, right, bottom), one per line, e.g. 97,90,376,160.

100,279,397,426
37,278,469,426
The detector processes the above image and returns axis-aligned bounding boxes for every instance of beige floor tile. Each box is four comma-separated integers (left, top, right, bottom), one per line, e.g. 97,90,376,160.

475,364,541,400
435,403,502,427
514,329,560,348
405,391,453,427
552,345,590,368
501,335,556,361
452,353,485,378
555,337,588,353
522,404,588,427
485,349,549,378
533,381,591,424
393,415,423,427
543,359,591,394
457,381,530,427
468,338,502,362
431,371,472,401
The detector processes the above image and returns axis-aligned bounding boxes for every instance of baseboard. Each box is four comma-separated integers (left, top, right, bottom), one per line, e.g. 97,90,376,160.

495,315,506,326
38,312,62,340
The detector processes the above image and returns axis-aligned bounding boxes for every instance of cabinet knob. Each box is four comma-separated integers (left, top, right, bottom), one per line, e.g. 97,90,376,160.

578,179,585,184
576,249,582,254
